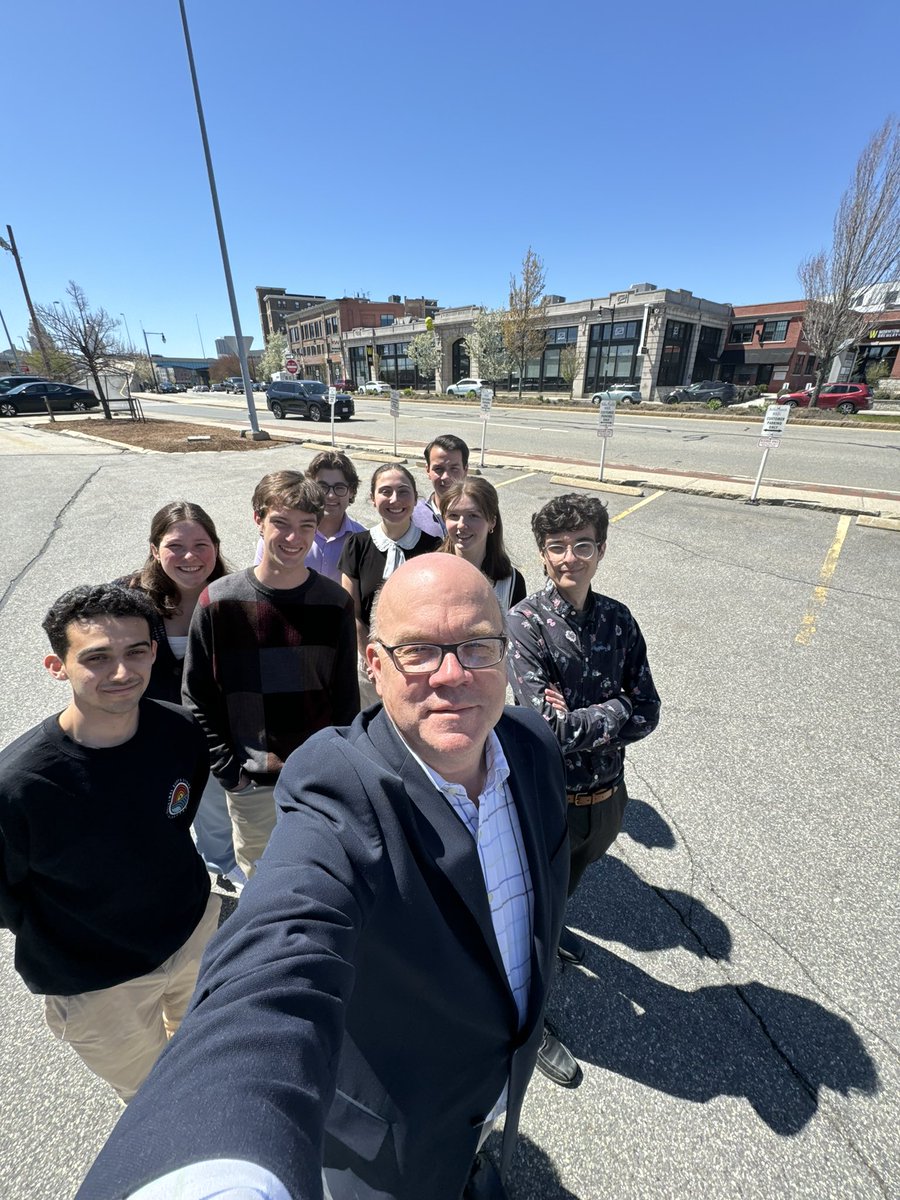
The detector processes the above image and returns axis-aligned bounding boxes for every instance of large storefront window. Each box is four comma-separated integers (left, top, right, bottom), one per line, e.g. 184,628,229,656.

691,325,722,382
505,326,579,391
452,339,470,383
349,346,368,387
658,320,694,386
584,321,641,392
377,342,416,389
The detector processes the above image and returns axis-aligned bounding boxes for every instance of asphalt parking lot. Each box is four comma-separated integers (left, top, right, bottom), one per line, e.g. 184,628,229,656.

0,440,897,1199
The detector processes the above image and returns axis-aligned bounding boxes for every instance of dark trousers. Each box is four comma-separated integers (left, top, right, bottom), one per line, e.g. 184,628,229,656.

566,779,629,898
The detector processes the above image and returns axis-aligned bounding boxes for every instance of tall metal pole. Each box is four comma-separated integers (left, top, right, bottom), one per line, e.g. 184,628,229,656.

195,313,206,360
0,305,20,369
141,326,161,390
1,225,56,420
119,312,134,352
177,0,267,439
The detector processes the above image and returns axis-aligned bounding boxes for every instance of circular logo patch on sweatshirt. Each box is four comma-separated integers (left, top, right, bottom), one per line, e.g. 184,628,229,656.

167,779,191,818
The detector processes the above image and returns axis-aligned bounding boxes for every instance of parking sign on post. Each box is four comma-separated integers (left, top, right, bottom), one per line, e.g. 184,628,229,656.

328,386,337,446
596,396,616,480
478,388,494,468
389,389,400,455
749,403,791,503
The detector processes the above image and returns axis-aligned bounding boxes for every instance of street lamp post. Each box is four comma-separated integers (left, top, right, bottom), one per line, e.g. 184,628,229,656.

0,305,20,370
0,224,56,420
177,0,267,439
120,313,134,353
141,326,165,391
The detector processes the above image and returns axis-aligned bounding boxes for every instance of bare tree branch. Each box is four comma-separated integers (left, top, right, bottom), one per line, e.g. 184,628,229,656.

798,116,900,406
36,282,119,418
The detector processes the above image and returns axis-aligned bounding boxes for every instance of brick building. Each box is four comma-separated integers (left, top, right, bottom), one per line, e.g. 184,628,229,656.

284,296,438,384
255,287,326,342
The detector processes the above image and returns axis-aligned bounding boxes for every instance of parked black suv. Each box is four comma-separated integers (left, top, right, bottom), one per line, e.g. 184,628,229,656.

265,379,354,422
664,379,738,405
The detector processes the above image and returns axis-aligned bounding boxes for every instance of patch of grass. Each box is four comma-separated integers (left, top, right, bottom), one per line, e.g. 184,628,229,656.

38,418,300,452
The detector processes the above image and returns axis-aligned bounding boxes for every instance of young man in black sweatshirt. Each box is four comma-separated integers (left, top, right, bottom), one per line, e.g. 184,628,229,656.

0,583,218,1102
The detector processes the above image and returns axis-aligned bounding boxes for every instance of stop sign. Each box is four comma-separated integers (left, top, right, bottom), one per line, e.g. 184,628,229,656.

285,358,299,375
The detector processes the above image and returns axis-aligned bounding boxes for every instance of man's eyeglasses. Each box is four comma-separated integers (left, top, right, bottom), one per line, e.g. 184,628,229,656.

317,482,350,497
374,636,508,675
542,540,598,561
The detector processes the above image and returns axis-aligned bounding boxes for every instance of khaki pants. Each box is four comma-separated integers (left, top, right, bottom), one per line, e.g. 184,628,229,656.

44,892,221,1102
224,782,277,879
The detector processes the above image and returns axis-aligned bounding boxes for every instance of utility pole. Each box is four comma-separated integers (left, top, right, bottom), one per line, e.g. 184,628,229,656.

0,224,56,420
0,225,57,422
178,0,267,439
0,304,20,370
141,326,165,390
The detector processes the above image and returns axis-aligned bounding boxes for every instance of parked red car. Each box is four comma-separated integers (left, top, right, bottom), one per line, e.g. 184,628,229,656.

777,382,872,414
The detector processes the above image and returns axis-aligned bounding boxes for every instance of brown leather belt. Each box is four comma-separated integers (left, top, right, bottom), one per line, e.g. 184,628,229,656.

567,785,615,807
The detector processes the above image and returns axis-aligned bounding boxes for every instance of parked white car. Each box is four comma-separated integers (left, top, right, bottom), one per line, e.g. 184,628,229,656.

590,384,642,405
361,380,391,395
446,378,489,396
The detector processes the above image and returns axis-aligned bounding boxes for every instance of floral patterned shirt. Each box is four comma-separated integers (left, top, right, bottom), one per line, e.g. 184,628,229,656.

506,580,660,794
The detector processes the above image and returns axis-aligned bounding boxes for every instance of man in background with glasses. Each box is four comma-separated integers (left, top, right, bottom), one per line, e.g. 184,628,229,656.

80,554,569,1200
507,493,661,1088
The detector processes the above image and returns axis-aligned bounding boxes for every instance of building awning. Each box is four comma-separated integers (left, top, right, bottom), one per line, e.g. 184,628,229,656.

720,347,793,366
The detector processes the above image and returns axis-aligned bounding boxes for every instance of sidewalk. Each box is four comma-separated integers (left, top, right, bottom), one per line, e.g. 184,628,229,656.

4,409,899,523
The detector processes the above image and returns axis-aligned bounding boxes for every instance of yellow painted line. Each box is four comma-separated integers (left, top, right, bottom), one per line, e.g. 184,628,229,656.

494,472,539,488
610,490,666,523
795,515,851,647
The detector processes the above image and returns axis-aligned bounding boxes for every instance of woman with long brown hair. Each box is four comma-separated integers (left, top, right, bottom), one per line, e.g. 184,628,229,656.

439,476,527,612
122,501,242,890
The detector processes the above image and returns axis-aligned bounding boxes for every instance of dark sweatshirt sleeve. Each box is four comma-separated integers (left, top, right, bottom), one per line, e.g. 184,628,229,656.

0,794,26,933
332,595,362,723
182,594,241,791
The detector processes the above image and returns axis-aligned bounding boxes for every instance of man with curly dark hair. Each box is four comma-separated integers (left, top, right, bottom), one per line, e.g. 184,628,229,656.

508,493,661,1087
0,583,217,1102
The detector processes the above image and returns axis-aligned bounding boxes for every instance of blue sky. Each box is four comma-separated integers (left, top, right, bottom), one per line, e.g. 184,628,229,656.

3,0,899,358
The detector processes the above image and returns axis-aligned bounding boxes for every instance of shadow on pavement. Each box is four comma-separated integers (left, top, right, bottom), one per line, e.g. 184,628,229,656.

619,795,676,850
550,946,878,1136
568,856,733,961
502,1132,581,1199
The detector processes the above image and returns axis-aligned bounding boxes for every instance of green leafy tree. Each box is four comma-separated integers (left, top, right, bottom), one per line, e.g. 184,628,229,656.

798,117,900,407
36,282,119,418
257,331,288,382
407,331,441,392
464,308,511,390
559,342,585,398
503,247,546,399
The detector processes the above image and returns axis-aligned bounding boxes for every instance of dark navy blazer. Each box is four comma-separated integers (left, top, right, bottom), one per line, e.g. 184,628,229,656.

77,705,569,1200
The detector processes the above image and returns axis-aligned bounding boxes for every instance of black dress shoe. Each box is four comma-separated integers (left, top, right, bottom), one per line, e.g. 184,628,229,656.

536,1019,581,1088
557,925,586,964
463,1150,508,1199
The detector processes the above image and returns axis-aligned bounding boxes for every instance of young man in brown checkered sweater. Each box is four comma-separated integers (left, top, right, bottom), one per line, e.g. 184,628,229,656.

183,471,359,879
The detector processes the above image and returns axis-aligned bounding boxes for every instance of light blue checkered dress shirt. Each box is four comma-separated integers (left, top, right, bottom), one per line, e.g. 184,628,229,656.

407,730,535,1027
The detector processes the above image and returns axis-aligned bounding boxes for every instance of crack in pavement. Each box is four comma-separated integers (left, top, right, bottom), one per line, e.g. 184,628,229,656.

626,762,900,1065
624,762,893,1195
0,465,105,616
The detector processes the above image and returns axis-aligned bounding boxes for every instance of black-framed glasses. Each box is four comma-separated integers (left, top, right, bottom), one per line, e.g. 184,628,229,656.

374,636,508,675
317,482,350,497
542,540,598,561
